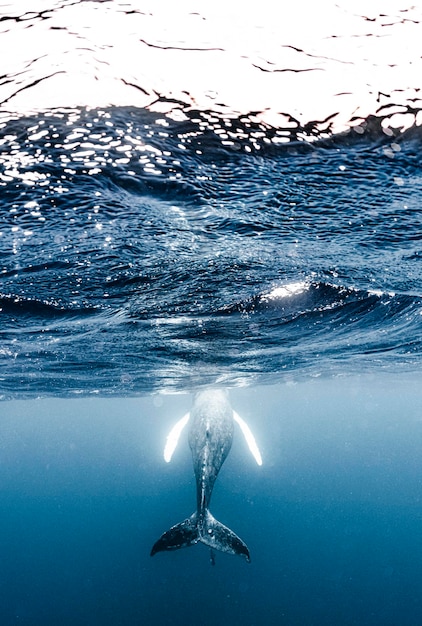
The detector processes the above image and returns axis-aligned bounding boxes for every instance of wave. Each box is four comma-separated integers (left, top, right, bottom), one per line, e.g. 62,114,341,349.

1,279,421,399
1,6,422,397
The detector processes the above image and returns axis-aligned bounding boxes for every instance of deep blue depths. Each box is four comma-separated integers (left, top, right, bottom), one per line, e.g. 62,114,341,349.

2,382,422,626
1,107,422,398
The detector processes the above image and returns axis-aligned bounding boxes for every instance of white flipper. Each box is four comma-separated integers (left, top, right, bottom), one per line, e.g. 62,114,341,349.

163,413,190,462
233,411,263,466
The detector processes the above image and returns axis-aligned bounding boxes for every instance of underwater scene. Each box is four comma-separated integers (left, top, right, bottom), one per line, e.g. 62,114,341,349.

1,1,422,624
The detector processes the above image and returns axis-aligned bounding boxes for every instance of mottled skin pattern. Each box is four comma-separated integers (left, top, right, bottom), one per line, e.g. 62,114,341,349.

189,389,234,516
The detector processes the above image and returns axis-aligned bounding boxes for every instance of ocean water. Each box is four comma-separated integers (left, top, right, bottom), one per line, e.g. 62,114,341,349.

1,2,422,625
1,106,422,396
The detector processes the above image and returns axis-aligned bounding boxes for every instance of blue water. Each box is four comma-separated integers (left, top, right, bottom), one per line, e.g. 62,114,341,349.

2,2,422,625
1,107,422,397
2,381,422,625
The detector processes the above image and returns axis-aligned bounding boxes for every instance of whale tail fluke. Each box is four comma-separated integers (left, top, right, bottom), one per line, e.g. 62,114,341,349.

150,510,250,562
150,513,199,556
200,510,250,562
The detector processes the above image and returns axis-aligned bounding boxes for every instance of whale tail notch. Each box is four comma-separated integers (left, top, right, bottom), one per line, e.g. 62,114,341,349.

150,510,250,562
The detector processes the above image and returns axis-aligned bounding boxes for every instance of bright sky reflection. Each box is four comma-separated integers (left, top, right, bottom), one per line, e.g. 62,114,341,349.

0,1,421,134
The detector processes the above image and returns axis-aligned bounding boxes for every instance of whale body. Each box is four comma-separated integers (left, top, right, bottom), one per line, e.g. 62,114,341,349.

150,389,261,563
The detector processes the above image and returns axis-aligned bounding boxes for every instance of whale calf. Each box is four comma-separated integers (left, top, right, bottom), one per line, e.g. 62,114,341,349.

151,389,262,563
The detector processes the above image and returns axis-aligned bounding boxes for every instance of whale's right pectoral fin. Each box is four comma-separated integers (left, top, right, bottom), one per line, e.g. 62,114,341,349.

233,411,263,466
163,412,190,462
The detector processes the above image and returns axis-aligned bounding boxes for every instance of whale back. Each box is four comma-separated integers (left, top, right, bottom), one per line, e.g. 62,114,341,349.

188,389,234,487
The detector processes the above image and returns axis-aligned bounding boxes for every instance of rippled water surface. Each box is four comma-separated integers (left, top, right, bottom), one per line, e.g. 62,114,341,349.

1,106,422,397
1,1,422,398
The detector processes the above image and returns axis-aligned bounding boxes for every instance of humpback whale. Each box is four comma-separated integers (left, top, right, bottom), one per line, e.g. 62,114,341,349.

151,389,262,563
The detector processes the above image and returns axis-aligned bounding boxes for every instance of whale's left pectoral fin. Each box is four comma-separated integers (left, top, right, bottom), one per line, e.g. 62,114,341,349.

163,412,190,462
233,411,262,466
